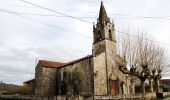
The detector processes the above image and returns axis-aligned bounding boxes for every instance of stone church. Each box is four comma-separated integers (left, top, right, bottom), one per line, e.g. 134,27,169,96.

28,2,134,96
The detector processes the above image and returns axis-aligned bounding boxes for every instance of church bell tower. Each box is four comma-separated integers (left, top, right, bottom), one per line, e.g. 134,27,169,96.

93,2,116,56
92,2,117,95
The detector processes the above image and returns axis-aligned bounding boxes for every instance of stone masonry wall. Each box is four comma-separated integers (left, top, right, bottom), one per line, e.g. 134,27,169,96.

93,52,107,95
35,64,43,96
58,56,93,96
42,67,57,95
105,40,130,94
35,64,57,96
93,40,131,95
24,80,35,95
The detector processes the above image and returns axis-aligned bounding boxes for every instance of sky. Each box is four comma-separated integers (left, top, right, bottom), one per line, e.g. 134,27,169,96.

0,0,170,85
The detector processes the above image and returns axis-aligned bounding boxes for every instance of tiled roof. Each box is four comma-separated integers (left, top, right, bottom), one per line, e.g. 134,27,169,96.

23,79,35,84
39,60,65,68
38,55,92,69
59,55,92,69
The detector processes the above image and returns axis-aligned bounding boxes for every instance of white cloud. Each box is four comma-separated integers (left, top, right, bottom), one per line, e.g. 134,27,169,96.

0,0,170,85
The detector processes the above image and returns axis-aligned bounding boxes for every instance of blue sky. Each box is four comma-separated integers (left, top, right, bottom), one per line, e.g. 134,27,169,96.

0,0,170,85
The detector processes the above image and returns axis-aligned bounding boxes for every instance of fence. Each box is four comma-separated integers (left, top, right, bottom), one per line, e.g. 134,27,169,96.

0,95,84,100
93,92,170,99
0,92,170,100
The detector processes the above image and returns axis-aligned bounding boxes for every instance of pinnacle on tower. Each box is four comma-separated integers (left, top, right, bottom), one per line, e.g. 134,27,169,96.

99,1,109,23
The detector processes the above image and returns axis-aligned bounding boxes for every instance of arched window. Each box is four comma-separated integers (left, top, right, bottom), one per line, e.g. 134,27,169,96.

120,82,125,94
97,31,102,41
109,29,112,40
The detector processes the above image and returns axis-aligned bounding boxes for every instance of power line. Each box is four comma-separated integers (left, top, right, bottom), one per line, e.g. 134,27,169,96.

0,3,97,13
0,10,96,18
113,17,170,20
0,10,63,17
2,1,170,47
19,0,92,24
1,2,170,19
1,9,170,20
0,3,34,8
110,14,170,20
1,7,170,47
116,30,170,47
2,1,170,20
0,8,91,39
2,1,170,19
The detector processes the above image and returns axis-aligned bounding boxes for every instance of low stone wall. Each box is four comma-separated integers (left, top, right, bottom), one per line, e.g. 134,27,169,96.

0,95,84,100
0,92,170,100
94,92,170,99
94,94,150,100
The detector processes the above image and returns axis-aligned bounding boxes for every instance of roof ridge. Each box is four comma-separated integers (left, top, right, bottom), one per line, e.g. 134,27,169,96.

58,55,92,69
39,60,65,68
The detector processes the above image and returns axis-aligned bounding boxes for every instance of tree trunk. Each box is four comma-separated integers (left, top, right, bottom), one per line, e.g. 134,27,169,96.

155,78,161,93
132,82,135,94
149,79,153,93
141,80,145,94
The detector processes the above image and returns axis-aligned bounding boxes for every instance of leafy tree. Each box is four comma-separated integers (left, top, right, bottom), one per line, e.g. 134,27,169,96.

67,67,86,95
6,86,15,95
0,85,3,91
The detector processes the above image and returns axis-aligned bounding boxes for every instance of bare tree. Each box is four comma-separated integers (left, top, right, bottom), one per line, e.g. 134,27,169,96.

117,31,168,93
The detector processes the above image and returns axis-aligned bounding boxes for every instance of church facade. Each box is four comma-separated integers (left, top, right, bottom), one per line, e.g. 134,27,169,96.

33,2,133,96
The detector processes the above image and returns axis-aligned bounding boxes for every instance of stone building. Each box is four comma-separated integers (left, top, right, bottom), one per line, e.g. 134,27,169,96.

23,79,35,95
92,2,130,95
56,55,93,96
34,60,64,96
32,2,132,96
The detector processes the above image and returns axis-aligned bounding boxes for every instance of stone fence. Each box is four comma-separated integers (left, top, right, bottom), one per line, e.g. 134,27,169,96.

94,92,170,99
0,95,84,100
0,92,170,100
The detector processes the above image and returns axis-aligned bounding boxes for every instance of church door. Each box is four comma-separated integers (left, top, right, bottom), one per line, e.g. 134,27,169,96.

110,80,119,95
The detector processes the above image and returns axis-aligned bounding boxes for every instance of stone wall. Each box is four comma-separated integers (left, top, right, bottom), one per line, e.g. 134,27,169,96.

42,67,57,95
0,95,84,100
24,80,35,95
57,56,93,96
93,52,107,95
1,92,170,100
105,40,131,95
93,39,131,95
35,64,57,96
35,64,43,96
